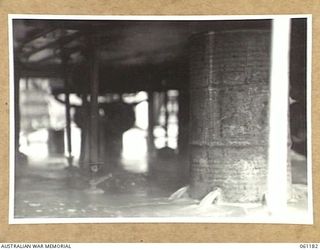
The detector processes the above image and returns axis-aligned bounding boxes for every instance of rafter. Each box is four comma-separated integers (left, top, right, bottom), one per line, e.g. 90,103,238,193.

21,31,83,59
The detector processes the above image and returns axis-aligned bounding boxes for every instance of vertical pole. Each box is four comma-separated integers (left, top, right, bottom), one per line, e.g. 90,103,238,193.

79,94,89,168
14,61,21,161
177,89,189,156
88,34,100,173
267,17,291,214
147,91,155,154
164,90,169,147
61,51,73,167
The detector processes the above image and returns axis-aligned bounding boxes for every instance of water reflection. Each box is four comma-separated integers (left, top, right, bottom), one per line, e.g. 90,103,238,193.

14,155,308,222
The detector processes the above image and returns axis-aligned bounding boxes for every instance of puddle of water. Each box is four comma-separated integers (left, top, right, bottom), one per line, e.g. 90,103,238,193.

14,158,309,221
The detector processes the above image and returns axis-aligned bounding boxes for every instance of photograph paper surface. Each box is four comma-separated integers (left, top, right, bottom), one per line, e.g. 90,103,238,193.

9,15,312,224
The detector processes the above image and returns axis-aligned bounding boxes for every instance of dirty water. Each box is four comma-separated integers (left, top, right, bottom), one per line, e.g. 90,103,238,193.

15,167,246,219
13,156,309,222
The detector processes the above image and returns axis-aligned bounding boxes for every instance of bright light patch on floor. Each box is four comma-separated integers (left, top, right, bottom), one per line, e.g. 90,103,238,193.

122,95,148,160
122,128,147,160
19,129,49,161
64,123,81,162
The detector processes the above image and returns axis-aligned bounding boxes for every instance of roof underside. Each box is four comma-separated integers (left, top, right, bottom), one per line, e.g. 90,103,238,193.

13,18,305,97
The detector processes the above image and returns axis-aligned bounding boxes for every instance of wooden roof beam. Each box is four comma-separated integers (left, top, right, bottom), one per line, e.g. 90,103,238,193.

22,31,82,59
18,27,57,48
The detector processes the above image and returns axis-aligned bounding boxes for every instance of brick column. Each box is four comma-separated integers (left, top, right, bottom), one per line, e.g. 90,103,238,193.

189,30,271,202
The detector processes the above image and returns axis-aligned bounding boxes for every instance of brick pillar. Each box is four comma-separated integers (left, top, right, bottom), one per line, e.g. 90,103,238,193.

189,30,271,202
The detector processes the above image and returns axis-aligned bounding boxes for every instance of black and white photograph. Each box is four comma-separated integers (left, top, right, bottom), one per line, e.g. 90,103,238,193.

9,15,312,224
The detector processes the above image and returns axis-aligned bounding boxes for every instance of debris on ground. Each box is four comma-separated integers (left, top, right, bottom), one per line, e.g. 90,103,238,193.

97,169,148,193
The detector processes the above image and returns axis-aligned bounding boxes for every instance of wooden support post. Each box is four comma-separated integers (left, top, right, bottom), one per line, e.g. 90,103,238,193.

177,89,189,156
267,17,291,214
61,51,73,167
14,61,21,161
79,94,89,168
164,90,169,147
147,91,155,154
88,35,101,173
